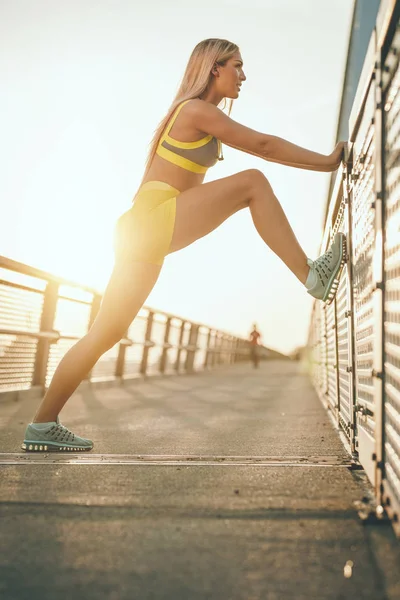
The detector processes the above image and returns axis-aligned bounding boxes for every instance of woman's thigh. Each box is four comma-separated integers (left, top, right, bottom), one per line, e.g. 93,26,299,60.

88,260,162,346
168,169,263,255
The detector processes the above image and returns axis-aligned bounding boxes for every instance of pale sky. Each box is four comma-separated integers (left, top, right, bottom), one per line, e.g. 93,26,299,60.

0,0,354,354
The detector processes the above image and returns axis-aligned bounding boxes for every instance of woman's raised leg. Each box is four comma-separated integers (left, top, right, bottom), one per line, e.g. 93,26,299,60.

32,260,162,423
168,169,309,284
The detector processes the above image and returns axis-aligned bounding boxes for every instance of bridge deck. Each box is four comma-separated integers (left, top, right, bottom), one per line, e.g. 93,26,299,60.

1,360,399,599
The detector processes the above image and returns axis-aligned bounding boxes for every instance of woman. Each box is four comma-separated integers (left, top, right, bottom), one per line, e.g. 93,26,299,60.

21,38,346,453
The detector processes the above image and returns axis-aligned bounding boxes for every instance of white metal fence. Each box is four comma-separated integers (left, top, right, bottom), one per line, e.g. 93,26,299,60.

307,0,400,536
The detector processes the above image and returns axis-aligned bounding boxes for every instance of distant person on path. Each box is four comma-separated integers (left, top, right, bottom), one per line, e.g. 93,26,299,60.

249,323,261,368
22,38,347,453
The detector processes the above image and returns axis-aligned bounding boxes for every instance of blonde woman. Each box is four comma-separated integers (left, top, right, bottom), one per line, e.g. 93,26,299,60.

22,38,346,453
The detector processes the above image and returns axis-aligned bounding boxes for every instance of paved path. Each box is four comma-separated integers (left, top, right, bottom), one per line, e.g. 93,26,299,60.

1,360,399,600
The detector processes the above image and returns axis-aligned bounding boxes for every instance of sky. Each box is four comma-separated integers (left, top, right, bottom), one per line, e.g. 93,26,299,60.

0,0,354,355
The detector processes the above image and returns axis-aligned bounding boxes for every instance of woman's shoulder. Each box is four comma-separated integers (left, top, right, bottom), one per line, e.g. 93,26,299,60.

182,98,211,113
180,99,221,138
174,99,216,139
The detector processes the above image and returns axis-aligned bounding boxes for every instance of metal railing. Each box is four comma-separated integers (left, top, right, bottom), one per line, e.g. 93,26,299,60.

0,255,272,398
306,0,400,536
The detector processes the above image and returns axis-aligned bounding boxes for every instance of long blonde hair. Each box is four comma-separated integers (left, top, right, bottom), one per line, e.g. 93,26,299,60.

137,38,239,189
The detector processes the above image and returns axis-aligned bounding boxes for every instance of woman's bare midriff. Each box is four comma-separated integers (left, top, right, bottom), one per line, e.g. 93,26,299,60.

139,104,209,194
141,157,206,193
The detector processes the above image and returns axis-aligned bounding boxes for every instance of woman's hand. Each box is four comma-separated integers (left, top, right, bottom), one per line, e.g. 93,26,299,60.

327,141,347,171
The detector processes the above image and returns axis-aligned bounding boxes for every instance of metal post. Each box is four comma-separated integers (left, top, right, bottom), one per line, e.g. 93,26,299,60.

233,338,239,363
220,333,225,364
229,336,235,364
159,316,172,374
215,333,221,365
174,319,186,372
210,331,217,367
87,293,102,331
204,328,212,369
185,323,199,373
140,311,154,376
235,339,241,363
115,333,133,379
32,280,59,389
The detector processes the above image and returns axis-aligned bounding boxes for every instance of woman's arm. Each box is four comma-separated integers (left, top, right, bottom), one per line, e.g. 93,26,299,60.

188,100,343,172
265,136,338,172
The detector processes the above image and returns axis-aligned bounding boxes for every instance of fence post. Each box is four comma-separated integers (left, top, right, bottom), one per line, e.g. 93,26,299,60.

32,280,59,389
210,330,217,367
216,333,222,365
229,335,235,364
220,334,226,365
87,293,102,331
174,319,186,372
185,323,199,373
115,329,133,379
204,328,212,369
140,311,154,376
233,338,239,363
159,316,172,374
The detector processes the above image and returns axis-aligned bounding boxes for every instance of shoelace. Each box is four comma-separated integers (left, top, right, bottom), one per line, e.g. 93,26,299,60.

312,249,333,287
49,424,75,442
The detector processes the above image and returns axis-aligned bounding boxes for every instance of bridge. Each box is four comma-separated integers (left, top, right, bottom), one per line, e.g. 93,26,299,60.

1,1,400,598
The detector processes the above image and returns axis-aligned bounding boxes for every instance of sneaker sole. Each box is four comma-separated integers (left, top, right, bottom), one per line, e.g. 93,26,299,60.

322,233,347,304
21,441,93,452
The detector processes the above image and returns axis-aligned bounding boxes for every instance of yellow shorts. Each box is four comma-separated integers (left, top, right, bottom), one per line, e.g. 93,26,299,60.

113,180,181,266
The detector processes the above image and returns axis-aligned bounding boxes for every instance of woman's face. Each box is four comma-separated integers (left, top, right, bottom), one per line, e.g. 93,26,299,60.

219,52,246,98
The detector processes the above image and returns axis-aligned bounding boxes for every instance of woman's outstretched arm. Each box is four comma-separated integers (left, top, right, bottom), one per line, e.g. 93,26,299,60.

187,99,343,173
263,136,343,172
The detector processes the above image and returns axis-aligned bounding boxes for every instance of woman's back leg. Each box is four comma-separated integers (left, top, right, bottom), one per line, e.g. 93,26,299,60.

32,261,162,423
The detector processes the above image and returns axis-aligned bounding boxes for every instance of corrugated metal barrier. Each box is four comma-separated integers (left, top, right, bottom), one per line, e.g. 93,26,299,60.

307,0,400,536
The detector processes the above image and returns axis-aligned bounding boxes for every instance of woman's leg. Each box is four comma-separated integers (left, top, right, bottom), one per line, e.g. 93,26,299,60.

32,168,305,422
168,169,309,284
32,260,162,423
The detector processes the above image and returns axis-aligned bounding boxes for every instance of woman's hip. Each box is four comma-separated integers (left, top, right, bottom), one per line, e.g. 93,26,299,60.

113,181,181,265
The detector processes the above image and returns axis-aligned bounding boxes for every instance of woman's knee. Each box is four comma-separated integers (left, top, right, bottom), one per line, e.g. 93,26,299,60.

243,168,270,190
86,318,127,354
236,169,271,208
86,333,112,356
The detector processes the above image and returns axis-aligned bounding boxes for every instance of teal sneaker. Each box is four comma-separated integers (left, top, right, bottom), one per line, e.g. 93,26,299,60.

306,232,347,304
21,417,94,452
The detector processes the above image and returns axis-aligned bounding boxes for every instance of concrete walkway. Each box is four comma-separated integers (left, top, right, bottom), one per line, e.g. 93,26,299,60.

1,360,399,600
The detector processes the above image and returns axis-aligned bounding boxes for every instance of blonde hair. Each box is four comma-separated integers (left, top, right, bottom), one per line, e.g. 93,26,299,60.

137,38,239,189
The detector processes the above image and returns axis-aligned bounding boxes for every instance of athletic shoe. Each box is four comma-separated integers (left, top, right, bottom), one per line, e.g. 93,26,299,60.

21,417,93,452
306,232,347,304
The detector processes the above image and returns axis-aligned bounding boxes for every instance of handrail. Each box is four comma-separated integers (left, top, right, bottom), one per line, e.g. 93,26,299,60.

0,255,276,395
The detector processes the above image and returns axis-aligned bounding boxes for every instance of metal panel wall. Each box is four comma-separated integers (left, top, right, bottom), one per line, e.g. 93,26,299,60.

350,77,378,482
332,195,355,447
382,20,400,530
307,0,400,533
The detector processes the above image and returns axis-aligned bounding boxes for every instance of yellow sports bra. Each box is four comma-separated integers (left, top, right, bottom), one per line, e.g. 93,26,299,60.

156,100,224,174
